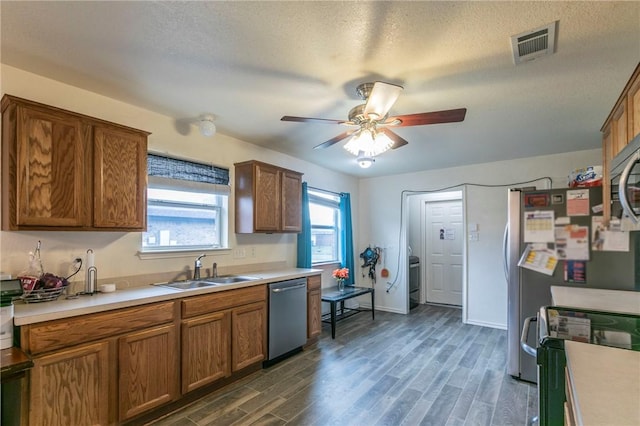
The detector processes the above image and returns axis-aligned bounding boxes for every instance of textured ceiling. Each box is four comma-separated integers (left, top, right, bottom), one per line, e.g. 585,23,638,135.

1,1,639,178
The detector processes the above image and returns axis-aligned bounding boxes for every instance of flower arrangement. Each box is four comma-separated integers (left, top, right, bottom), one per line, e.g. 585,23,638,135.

332,268,349,280
332,267,349,291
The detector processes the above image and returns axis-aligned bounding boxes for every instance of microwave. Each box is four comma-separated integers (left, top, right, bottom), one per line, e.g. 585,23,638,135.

611,133,640,228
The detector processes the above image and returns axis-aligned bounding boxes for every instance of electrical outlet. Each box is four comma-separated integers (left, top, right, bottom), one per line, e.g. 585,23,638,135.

250,246,256,258
469,231,479,241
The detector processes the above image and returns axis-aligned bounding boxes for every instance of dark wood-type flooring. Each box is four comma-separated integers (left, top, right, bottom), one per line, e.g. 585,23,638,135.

150,304,537,426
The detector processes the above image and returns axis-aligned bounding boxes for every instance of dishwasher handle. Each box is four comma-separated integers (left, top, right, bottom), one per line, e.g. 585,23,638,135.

520,316,538,357
271,283,306,293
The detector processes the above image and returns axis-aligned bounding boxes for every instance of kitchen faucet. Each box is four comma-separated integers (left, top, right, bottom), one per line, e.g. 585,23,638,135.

212,262,218,278
194,254,206,279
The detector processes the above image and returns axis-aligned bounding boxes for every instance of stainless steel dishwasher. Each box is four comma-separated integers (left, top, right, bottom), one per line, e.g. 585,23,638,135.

266,278,307,364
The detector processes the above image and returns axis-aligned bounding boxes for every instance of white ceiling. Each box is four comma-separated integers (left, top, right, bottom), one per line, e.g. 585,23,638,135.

1,1,638,178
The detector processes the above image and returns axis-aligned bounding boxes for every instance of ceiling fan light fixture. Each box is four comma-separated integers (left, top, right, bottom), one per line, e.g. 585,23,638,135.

343,129,394,157
356,152,375,168
363,82,403,120
198,114,217,137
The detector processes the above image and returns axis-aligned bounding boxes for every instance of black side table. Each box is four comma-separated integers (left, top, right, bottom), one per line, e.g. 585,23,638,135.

321,286,375,339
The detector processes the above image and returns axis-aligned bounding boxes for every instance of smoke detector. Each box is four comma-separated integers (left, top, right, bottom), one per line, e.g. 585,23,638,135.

511,21,557,65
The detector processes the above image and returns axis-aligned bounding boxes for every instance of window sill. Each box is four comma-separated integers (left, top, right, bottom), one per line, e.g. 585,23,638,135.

312,261,341,268
137,247,231,260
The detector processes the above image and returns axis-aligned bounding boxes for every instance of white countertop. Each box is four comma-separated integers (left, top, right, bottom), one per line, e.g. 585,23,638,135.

551,286,640,315
13,268,321,326
565,341,640,426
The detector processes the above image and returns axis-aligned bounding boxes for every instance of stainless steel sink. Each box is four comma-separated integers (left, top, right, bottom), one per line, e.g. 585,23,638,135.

152,280,219,290
202,275,260,284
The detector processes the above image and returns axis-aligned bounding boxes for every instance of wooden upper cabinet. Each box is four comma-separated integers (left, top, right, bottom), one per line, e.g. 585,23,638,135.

611,101,628,156
602,123,613,222
254,162,281,232
13,104,88,228
93,125,147,229
601,63,640,223
1,95,149,231
281,170,303,232
628,72,640,139
235,160,303,233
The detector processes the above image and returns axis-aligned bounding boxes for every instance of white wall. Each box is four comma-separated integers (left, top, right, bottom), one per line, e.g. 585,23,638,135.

0,65,359,288
359,148,601,327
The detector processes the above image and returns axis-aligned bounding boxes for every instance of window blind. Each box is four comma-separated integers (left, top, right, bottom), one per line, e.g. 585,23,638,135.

147,153,229,185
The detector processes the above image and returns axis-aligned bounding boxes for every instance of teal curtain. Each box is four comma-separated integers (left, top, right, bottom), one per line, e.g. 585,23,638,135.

296,182,312,268
339,192,355,286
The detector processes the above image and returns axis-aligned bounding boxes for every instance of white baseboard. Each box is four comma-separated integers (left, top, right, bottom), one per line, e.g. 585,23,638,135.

465,319,507,330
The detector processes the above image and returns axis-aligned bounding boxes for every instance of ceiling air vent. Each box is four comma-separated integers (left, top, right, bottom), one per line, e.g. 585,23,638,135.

511,21,557,65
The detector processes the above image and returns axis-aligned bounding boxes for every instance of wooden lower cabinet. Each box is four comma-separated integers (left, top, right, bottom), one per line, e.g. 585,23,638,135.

29,341,110,426
231,301,266,371
307,275,322,341
118,324,179,421
181,311,231,394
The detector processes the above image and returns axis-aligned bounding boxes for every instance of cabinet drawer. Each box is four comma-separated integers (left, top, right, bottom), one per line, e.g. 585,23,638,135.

182,285,266,318
307,274,321,291
23,301,176,355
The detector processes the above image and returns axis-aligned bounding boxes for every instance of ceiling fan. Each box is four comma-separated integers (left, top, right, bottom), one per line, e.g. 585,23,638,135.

281,81,467,165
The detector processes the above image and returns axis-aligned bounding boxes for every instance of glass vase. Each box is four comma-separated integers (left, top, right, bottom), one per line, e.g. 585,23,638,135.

337,279,345,292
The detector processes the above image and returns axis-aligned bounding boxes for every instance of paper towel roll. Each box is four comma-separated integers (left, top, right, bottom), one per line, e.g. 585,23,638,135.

87,250,95,268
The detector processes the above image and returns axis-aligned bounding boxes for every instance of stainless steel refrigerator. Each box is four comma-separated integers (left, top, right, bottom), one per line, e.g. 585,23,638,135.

505,187,639,383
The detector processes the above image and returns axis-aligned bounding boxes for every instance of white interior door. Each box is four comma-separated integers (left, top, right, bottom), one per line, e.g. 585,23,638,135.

425,200,463,306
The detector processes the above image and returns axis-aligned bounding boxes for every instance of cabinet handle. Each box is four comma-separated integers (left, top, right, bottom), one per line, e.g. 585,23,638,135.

272,284,306,293
520,316,537,357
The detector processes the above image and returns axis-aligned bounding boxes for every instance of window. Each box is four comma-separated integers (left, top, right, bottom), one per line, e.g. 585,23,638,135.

308,189,341,264
142,154,230,252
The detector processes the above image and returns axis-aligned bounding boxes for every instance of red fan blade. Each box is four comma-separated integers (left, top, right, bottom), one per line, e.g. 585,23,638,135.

379,128,408,149
387,108,467,127
281,116,348,125
313,130,357,149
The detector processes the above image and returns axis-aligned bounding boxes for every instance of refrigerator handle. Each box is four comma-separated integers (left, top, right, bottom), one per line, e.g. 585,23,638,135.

502,223,509,282
618,150,640,224
520,316,537,357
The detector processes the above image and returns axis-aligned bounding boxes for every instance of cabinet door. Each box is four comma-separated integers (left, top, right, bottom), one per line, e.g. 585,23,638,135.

93,125,147,229
602,123,613,222
628,73,640,140
118,324,178,421
612,101,628,156
231,301,266,371
29,341,110,426
307,275,322,340
15,105,87,227
281,170,302,232
307,288,322,340
181,311,231,394
254,163,281,232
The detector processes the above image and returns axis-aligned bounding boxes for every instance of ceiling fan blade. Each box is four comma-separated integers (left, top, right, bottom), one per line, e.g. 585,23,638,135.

387,108,467,127
363,82,403,120
379,128,408,149
313,130,356,150
281,116,347,125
